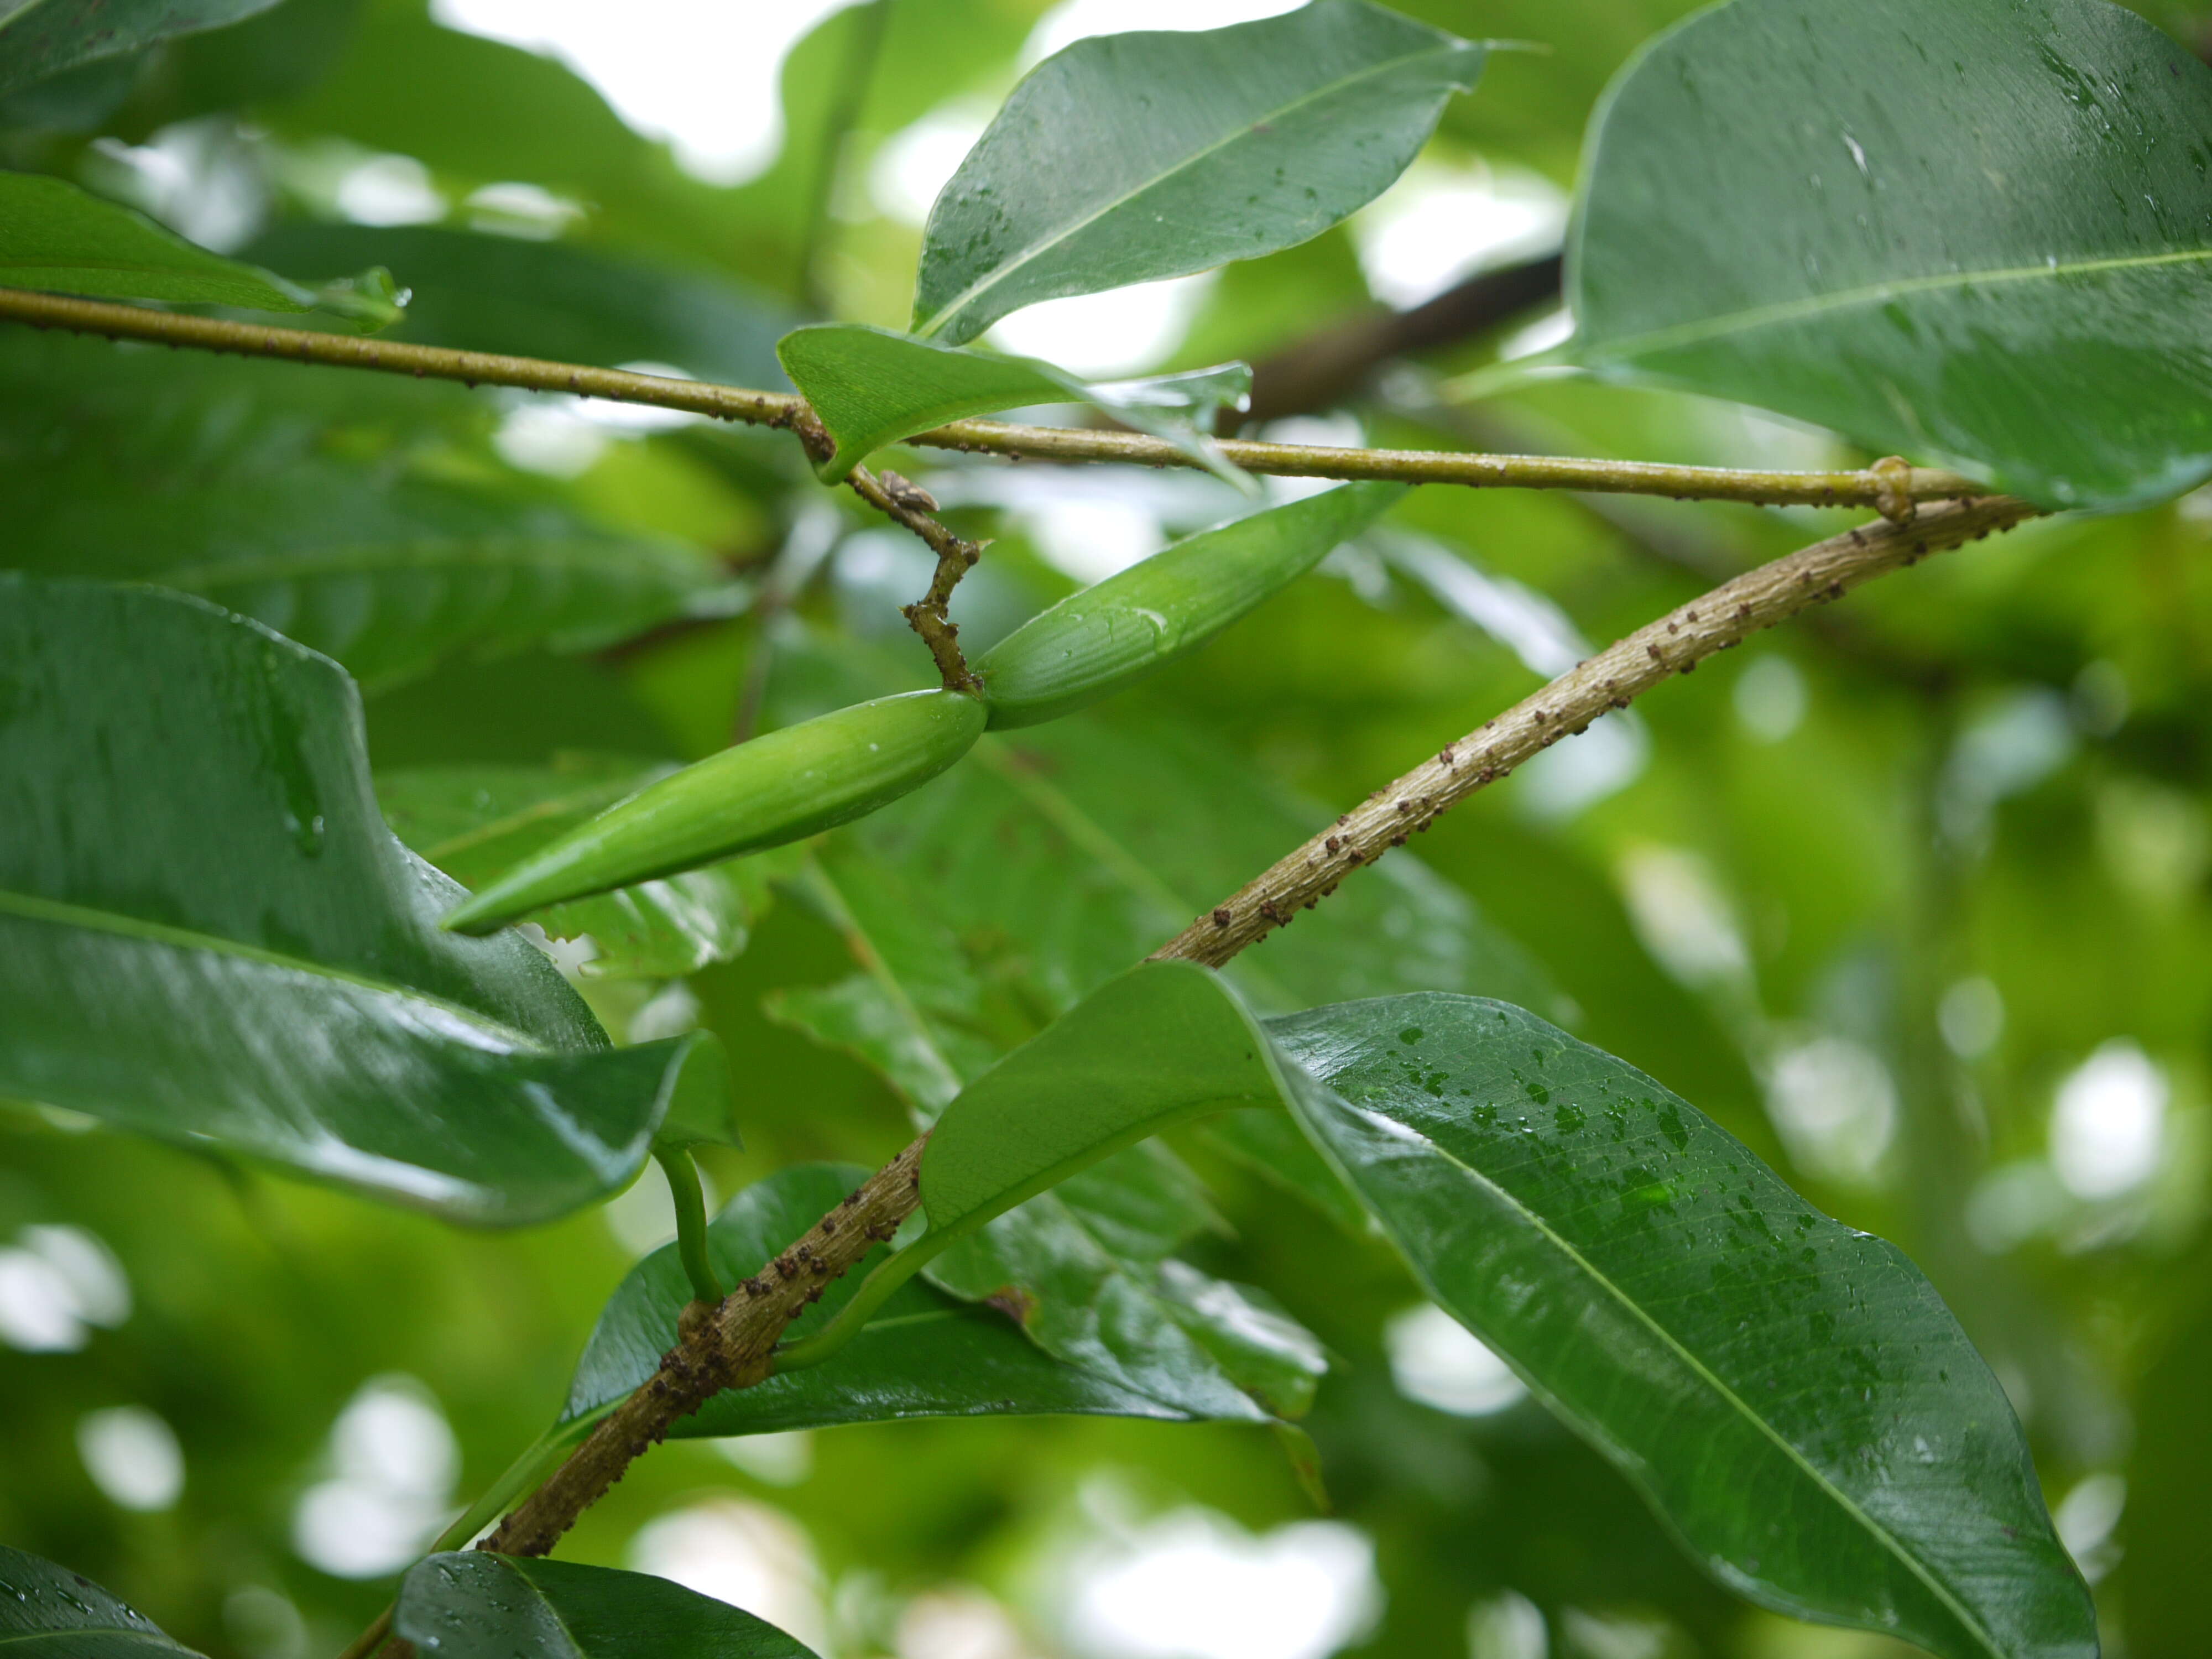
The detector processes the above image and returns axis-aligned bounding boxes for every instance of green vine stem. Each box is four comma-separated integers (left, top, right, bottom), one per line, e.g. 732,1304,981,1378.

653,1145,724,1307
0,287,1984,510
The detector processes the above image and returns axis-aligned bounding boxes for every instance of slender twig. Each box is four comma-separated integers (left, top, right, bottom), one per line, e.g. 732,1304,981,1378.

787,400,989,690
853,465,986,691
0,288,1984,509
457,492,2040,1563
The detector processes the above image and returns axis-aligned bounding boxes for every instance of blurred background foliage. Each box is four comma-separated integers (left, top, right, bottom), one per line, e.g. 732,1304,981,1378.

1,2,2206,1657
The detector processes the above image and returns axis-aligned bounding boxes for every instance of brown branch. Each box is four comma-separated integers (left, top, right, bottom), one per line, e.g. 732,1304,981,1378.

1243,252,1564,425
1155,494,2038,967
469,493,2038,1560
848,466,987,693
0,288,1985,510
483,1139,927,1555
783,406,987,691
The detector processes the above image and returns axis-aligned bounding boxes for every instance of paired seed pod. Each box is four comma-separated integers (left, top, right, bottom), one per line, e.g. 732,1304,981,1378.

442,690,988,935
441,482,1403,933
973,481,1405,728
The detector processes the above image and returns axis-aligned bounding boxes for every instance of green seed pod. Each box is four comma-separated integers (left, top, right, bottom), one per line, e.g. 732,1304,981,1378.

442,690,987,936
973,481,1405,730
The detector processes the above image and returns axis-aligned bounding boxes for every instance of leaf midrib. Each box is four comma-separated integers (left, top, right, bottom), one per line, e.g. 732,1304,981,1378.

917,37,1475,337
0,888,547,1051
1326,1093,2004,1659
1585,245,2212,364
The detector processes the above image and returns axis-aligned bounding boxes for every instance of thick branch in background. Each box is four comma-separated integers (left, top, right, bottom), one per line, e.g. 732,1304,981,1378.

0,289,1983,510
1243,251,1563,424
475,491,2039,1558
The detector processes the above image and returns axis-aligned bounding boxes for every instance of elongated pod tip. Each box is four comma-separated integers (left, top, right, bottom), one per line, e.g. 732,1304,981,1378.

974,480,1405,730
441,689,987,935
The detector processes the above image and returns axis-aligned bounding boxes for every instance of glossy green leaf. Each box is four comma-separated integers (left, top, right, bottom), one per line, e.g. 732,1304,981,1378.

776,322,1249,484
247,223,793,386
397,1553,818,1659
912,0,1485,345
379,758,781,980
442,690,989,935
0,1545,203,1659
1272,993,2096,1659
924,1168,1323,1423
0,329,737,688
0,0,279,96
561,1164,1272,1437
0,576,725,1224
0,171,401,324
1569,0,2212,510
974,482,1406,729
764,862,1325,1421
920,961,1291,1238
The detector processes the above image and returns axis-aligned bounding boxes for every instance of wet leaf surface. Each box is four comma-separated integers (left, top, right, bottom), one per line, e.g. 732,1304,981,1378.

1572,0,2212,509
1273,993,2097,1659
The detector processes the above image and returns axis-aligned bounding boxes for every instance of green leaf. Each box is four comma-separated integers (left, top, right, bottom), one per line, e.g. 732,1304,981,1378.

919,961,1291,1238
247,223,794,387
0,575,724,1225
379,758,782,980
766,846,1000,1114
1569,0,2212,510
1271,993,2096,1659
561,1165,1266,1436
776,322,1250,484
1202,1106,1374,1235
924,1170,1321,1422
0,0,279,97
764,870,1325,1421
397,1553,818,1659
973,482,1406,729
0,1545,204,1659
0,171,402,325
911,0,1485,345
0,329,744,689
